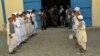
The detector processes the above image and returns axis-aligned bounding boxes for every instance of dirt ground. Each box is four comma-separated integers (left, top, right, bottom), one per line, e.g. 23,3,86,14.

0,28,100,56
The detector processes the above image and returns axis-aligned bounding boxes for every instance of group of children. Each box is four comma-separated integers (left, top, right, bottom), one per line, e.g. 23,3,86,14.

6,6,87,54
72,7,87,53
7,9,38,54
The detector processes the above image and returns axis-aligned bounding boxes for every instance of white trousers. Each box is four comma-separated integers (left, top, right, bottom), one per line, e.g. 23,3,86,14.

77,30,87,50
78,41,86,50
24,23,31,41
15,32,22,46
7,34,16,52
30,24,35,35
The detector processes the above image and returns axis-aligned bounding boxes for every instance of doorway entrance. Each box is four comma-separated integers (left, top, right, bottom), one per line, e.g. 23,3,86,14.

23,0,92,28
42,0,70,9
41,0,71,27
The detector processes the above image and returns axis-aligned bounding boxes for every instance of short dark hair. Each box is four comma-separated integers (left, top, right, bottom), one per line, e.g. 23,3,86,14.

32,9,35,13
8,17,12,21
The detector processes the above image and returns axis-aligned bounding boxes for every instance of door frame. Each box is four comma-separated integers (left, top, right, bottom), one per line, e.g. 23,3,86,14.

1,0,6,24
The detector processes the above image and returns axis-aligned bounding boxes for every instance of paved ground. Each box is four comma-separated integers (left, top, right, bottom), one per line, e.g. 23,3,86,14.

0,28,100,56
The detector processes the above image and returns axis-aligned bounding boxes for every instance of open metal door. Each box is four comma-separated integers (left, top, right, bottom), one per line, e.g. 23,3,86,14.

71,0,92,27
24,0,41,28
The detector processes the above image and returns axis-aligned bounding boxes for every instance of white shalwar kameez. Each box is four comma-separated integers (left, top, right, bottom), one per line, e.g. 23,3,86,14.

31,13,38,34
72,15,79,37
24,16,29,40
7,23,17,53
19,17,26,42
29,13,35,35
26,13,32,36
13,17,23,46
22,17,27,41
77,20,87,50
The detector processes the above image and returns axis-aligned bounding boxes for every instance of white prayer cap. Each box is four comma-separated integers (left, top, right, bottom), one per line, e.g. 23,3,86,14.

78,15,83,20
19,12,22,15
13,12,18,15
74,7,80,11
27,10,32,12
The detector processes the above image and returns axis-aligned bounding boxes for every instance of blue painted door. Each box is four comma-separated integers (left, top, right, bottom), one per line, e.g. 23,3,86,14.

71,0,92,27
24,0,41,28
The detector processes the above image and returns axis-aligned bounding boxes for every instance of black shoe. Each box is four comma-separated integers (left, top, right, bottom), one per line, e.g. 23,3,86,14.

9,50,16,54
79,48,86,53
32,34,35,36
79,48,83,53
83,50,86,53
21,41,27,44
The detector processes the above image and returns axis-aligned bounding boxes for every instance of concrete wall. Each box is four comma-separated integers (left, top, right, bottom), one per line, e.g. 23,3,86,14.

0,0,100,29
0,0,4,30
4,0,24,22
92,0,100,27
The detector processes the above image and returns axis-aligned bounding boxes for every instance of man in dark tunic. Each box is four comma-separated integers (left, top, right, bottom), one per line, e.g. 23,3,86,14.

52,5,59,27
39,9,47,30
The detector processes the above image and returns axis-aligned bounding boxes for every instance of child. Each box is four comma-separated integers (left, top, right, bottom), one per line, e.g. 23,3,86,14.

77,15,87,53
7,17,16,54
72,7,80,48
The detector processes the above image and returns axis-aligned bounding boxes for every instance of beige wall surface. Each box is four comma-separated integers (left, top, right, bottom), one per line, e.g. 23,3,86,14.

4,0,24,21
92,0,100,27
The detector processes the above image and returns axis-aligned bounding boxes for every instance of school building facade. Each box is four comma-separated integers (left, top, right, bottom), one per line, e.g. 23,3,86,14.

0,0,100,30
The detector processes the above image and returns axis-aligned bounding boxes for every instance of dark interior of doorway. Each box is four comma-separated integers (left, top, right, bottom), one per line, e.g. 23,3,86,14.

42,0,71,9
41,0,71,27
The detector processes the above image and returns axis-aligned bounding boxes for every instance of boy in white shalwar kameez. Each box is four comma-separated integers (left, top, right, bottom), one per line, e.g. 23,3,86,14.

17,13,25,44
23,12,30,41
77,15,87,53
26,11,32,37
11,13,19,49
72,7,80,38
30,12,35,36
13,13,24,48
7,17,16,54
18,12,27,43
26,10,35,37
31,9,38,34
72,7,81,48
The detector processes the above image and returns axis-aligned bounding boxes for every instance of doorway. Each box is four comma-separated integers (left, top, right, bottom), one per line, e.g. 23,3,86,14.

41,0,71,27
42,0,70,9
